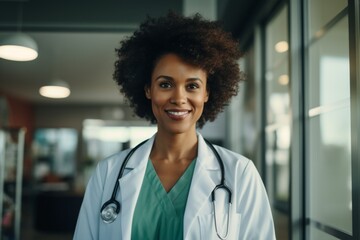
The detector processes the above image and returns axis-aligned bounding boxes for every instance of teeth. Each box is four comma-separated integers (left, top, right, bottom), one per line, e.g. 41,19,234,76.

167,111,188,116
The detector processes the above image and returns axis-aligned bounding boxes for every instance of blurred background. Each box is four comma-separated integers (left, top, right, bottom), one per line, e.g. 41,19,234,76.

0,0,359,239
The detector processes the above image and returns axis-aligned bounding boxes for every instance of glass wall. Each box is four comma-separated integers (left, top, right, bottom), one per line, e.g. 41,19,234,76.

234,0,359,239
305,1,352,239
264,5,290,240
265,5,290,208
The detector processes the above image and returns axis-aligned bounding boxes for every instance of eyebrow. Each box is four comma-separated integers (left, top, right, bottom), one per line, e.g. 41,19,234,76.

154,75,204,83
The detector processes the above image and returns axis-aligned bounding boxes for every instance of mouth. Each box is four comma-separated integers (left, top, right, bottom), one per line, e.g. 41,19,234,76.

165,109,191,119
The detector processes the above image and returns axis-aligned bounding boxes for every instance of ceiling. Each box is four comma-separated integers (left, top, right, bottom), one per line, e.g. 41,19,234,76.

0,0,259,105
0,31,131,104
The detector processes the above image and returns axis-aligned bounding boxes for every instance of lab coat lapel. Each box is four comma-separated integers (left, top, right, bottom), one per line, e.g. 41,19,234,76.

118,136,155,240
183,134,219,239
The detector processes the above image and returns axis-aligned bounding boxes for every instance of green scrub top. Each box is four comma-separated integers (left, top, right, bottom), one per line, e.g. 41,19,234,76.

131,159,197,240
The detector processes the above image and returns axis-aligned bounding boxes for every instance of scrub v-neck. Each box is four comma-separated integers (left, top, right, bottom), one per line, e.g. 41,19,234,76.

131,159,197,240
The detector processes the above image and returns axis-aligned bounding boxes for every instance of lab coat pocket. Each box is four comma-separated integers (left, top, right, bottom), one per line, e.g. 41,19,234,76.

198,211,241,240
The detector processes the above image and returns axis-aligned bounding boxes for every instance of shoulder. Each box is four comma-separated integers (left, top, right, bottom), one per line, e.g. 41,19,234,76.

90,148,132,186
211,145,263,190
97,148,131,170
94,137,155,181
211,144,251,173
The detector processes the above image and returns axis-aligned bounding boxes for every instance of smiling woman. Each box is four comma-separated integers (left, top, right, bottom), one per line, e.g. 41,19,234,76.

73,11,276,240
114,12,243,128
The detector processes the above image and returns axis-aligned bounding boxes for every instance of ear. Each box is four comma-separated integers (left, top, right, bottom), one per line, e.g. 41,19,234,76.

204,88,209,102
144,85,151,99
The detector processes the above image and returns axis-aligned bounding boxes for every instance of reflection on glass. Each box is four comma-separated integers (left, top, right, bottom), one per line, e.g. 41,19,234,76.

309,226,340,240
308,0,347,40
309,109,352,233
265,4,290,200
307,15,352,235
264,5,290,239
239,46,258,161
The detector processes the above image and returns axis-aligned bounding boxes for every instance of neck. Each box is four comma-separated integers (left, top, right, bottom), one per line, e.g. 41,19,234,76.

151,130,198,162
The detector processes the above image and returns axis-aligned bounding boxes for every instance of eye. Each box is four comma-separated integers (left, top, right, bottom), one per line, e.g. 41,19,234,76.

159,81,172,89
187,83,200,90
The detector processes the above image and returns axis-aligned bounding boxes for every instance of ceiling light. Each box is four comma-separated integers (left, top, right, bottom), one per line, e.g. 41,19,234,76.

278,74,289,85
275,41,288,53
39,80,71,99
0,33,38,61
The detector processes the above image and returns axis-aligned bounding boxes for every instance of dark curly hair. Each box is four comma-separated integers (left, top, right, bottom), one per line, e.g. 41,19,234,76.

114,12,243,128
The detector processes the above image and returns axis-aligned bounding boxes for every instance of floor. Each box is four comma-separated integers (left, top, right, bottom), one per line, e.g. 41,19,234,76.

273,209,289,240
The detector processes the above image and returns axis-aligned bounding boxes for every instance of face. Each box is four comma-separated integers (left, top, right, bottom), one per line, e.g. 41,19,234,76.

145,53,209,135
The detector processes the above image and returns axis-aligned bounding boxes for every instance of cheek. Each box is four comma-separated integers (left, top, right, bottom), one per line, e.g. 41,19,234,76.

195,93,209,106
150,93,168,107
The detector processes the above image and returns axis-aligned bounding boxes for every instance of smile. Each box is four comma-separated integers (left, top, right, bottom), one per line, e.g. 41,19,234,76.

165,110,191,119
167,111,189,116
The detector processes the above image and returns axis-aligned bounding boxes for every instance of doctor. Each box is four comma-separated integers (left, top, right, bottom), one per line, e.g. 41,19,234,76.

73,12,276,240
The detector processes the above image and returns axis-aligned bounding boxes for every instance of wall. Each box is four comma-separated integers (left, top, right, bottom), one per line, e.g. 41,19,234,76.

34,104,142,130
0,92,35,179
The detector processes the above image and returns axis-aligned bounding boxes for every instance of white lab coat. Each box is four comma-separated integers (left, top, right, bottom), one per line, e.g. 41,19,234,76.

73,134,276,239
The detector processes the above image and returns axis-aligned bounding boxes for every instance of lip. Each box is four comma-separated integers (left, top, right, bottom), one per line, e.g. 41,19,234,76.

165,109,191,120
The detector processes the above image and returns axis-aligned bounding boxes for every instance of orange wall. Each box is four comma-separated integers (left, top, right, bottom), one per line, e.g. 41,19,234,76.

1,93,34,179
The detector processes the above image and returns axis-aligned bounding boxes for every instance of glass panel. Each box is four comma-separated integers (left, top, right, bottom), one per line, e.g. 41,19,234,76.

239,46,258,161
309,226,340,240
308,0,347,39
265,10,289,126
266,124,290,203
308,108,352,234
308,17,350,109
265,5,290,200
265,5,290,240
307,16,352,235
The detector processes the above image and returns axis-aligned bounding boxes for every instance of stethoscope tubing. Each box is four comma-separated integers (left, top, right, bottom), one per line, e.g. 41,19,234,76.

100,140,148,216
100,138,232,239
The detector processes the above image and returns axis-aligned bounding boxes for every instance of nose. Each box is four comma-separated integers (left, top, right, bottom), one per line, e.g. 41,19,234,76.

170,87,187,105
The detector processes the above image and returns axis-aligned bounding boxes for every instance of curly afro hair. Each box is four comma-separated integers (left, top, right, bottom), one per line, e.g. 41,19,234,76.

114,12,243,128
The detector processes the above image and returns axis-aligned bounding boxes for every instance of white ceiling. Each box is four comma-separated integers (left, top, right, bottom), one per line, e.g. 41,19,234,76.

0,31,130,104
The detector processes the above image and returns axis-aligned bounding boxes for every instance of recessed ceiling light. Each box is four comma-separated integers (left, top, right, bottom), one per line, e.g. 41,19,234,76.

275,41,288,53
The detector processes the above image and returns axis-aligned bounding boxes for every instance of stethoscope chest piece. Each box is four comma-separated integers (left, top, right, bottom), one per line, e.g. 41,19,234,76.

99,140,147,224
101,201,120,223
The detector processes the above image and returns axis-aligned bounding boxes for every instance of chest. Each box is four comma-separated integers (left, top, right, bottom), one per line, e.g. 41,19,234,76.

151,158,194,192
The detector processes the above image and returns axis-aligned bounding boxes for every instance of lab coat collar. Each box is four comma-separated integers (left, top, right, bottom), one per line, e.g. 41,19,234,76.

124,135,155,169
117,135,155,239
183,133,219,239
117,133,219,239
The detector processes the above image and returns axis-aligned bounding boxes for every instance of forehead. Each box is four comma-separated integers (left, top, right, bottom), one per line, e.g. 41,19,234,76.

152,53,207,78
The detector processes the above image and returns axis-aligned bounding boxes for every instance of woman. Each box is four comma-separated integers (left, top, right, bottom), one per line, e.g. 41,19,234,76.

74,12,276,240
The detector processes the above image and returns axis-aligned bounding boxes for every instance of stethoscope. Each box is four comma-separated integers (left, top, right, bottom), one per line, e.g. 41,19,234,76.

100,138,232,240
